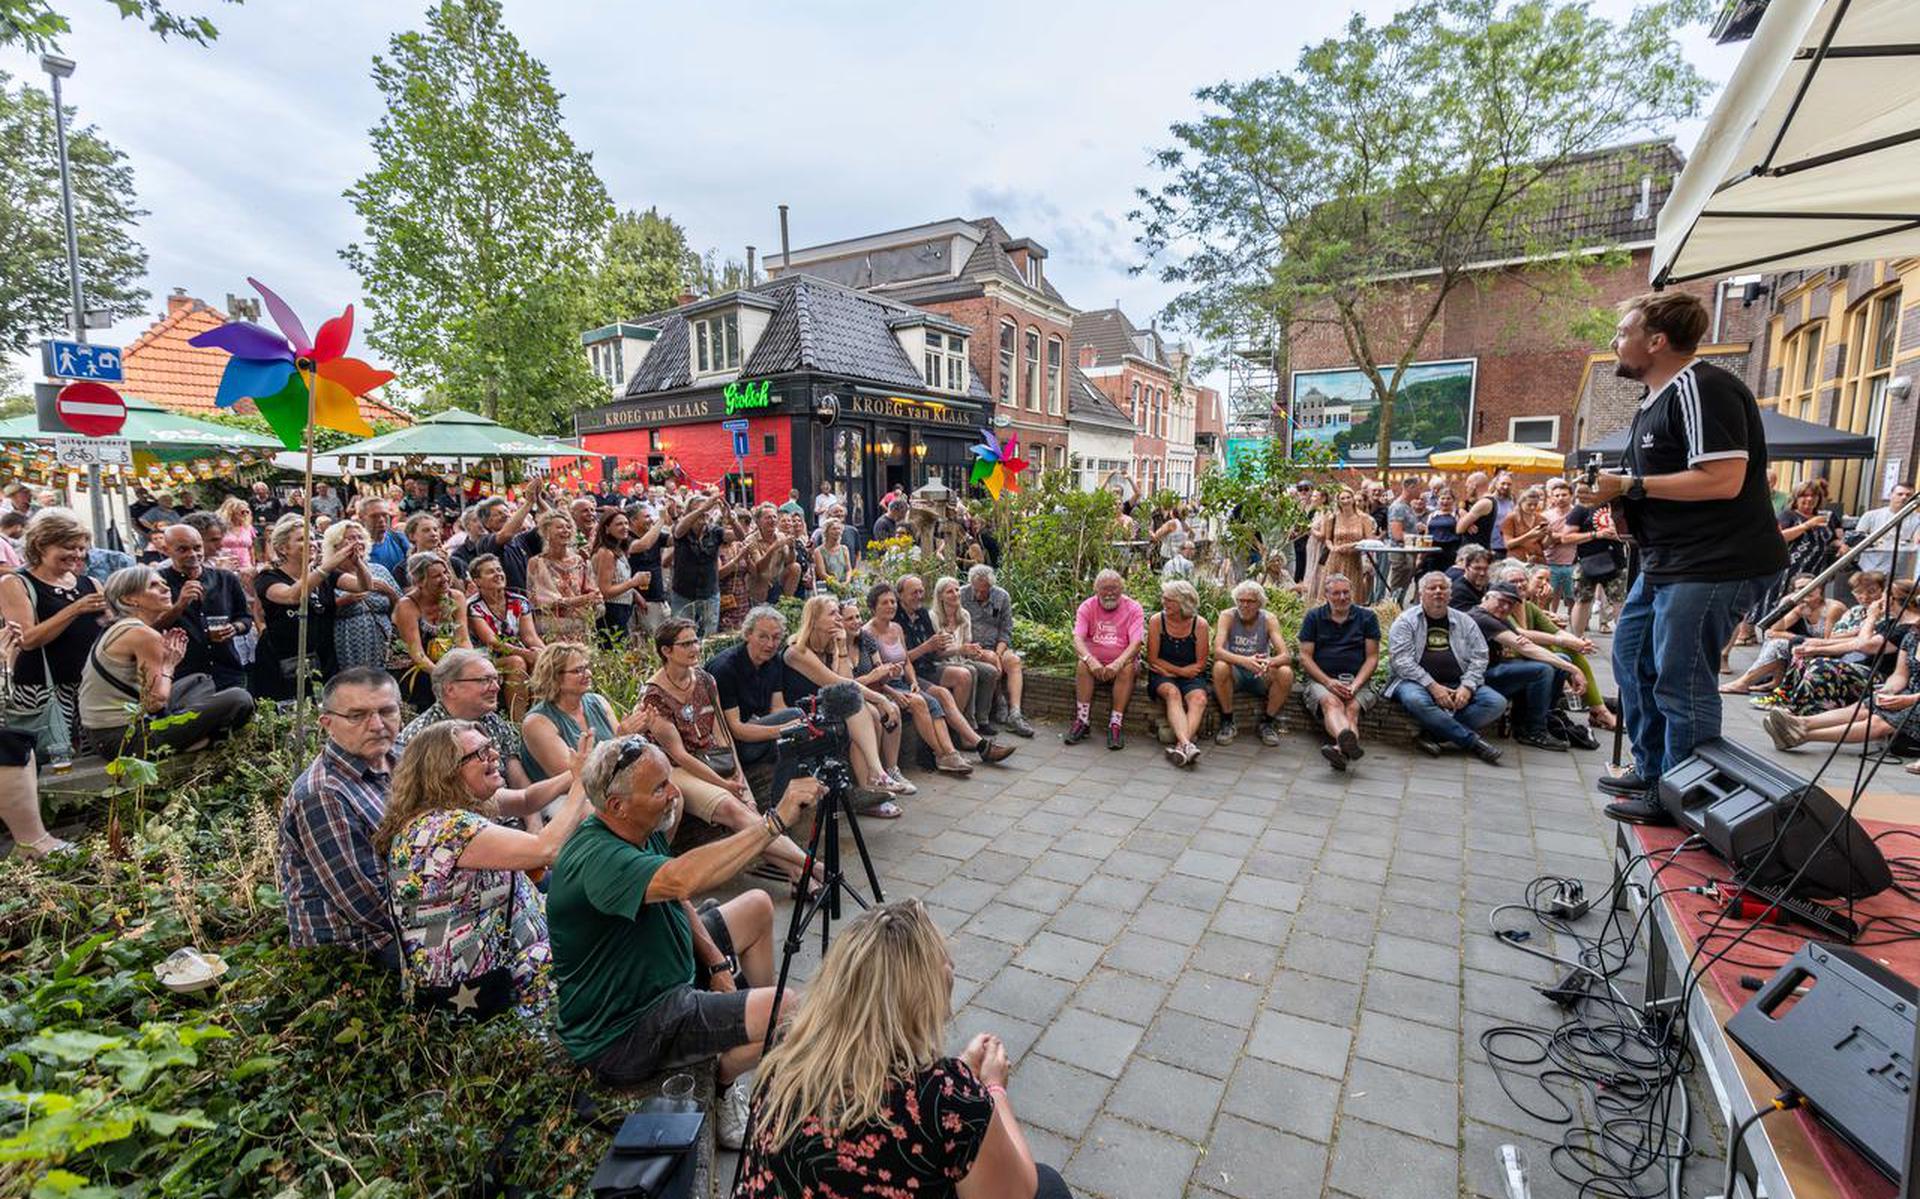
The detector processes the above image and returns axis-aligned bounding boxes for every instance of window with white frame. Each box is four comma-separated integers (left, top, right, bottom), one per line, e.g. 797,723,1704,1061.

923,331,966,392
1131,381,1143,431
1046,336,1062,415
1509,416,1559,447
1025,328,1041,411
946,334,966,391
998,321,1016,405
694,312,739,374
1157,388,1168,438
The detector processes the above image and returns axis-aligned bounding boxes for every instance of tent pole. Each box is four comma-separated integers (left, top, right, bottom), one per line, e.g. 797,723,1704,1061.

293,370,317,753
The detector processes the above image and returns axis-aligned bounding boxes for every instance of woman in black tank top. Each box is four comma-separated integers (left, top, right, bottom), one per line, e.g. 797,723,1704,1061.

1145,580,1212,768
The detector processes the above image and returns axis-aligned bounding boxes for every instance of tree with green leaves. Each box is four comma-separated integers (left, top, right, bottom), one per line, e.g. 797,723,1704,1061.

598,207,694,319
1,0,231,51
1135,0,1713,478
0,70,148,355
343,0,613,434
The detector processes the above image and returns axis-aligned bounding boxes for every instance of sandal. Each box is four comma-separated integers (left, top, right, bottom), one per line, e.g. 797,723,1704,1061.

13,834,75,862
1907,759,1920,776
1717,682,1750,695
864,800,904,819
1587,706,1618,731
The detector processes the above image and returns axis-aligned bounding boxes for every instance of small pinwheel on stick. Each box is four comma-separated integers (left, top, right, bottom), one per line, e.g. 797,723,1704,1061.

968,429,1028,500
189,277,393,450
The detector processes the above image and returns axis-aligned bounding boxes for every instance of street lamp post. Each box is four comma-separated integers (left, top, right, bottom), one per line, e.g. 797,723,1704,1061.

40,52,108,546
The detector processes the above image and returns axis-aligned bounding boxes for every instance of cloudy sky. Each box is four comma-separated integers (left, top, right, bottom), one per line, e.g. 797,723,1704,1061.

6,0,1743,389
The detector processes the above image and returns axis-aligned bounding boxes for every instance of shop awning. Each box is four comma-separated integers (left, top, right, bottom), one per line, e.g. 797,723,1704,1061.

1652,0,1920,285
1571,406,1877,466
0,394,282,460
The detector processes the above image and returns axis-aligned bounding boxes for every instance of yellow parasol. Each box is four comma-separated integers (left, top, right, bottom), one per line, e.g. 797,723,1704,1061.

1426,441,1568,473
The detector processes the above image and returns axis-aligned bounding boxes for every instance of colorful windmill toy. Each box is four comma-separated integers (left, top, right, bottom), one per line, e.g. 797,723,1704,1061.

189,277,394,452
968,429,1028,500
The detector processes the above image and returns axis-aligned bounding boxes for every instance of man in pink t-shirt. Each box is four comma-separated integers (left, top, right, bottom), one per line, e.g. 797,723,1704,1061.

1068,569,1146,749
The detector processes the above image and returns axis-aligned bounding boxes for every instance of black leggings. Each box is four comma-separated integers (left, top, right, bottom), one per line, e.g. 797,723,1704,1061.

1035,1162,1073,1198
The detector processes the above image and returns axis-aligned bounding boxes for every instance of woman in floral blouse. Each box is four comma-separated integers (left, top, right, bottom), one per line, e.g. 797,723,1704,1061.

527,511,601,644
736,899,1067,1199
373,718,591,1020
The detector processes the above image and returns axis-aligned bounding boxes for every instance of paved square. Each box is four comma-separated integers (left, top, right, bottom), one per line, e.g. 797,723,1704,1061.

721,650,1920,1196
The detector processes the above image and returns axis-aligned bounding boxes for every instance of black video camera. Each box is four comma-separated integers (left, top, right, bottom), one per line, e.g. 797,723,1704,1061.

768,680,863,805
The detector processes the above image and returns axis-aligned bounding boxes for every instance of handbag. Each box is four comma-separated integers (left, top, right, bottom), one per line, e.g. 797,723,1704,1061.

9,573,73,761
693,675,738,777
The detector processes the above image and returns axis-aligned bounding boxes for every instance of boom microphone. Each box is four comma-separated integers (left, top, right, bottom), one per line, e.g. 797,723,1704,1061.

814,680,865,722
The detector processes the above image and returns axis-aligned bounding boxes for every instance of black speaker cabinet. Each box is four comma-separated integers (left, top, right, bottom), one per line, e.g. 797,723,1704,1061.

1656,738,1891,901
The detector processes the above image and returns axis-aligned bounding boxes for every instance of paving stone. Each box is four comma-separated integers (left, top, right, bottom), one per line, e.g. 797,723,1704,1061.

1149,871,1231,912
1172,847,1244,882
1076,872,1152,912
1227,874,1305,912
946,930,1018,982
1137,1012,1247,1079
1343,1057,1460,1146
964,902,1051,946
1074,968,1170,1026
1303,873,1387,914
1462,1119,1566,1199
948,1006,1041,1065
1377,901,1463,945
1327,1116,1461,1199
1190,931,1282,983
1127,900,1212,945
1101,929,1190,982
1291,901,1378,945
1046,900,1131,944
1214,901,1291,944
1222,1057,1342,1143
922,830,992,860
1102,847,1173,882
1103,1056,1225,1140
1197,1113,1330,1199
1361,968,1461,1030
1371,930,1464,985
1122,828,1191,858
1000,874,1080,913
1036,1007,1145,1080
1269,968,1363,1027
972,966,1076,1024
1355,1008,1459,1083
955,848,1030,884
1165,970,1264,1027
1009,1052,1112,1138
1066,1115,1201,1199
1026,851,1101,886
1282,931,1371,984
922,873,1002,916
1014,931,1106,983
1246,1010,1353,1078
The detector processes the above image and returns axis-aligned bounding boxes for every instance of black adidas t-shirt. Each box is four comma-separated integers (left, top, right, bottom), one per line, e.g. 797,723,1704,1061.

1618,360,1788,582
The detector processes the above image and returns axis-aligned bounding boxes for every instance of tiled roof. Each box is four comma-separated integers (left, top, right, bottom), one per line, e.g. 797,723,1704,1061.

1071,307,1170,370
124,296,411,426
1068,366,1133,430
623,274,992,401
957,217,1070,305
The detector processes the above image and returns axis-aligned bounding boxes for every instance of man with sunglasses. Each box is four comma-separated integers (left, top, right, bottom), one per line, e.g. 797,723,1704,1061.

280,667,406,966
550,734,823,1148
392,649,531,790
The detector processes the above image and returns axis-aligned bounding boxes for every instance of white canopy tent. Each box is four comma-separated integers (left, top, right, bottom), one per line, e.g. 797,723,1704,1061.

1652,0,1920,286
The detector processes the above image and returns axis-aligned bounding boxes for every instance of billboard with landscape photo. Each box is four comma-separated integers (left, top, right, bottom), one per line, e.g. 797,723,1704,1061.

1289,359,1476,466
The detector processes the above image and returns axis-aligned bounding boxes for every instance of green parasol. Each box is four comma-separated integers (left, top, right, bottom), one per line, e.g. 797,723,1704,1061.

315,407,581,462
0,394,282,462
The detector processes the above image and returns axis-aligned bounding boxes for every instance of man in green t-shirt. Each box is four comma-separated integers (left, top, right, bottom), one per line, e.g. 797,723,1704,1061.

548,734,821,1145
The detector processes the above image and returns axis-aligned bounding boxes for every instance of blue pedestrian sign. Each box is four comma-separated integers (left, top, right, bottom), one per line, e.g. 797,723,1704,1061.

41,339,125,383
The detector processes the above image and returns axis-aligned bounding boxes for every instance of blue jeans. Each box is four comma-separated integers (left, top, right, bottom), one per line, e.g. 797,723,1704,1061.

1485,659,1556,735
1389,679,1507,746
669,593,720,637
1612,572,1762,780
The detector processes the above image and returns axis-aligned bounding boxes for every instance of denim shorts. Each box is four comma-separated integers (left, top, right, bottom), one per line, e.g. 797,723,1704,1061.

1230,664,1269,695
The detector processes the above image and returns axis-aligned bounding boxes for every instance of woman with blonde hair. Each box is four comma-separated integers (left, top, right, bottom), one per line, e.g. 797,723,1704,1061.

1144,578,1211,767
213,496,256,576
782,592,911,810
323,519,403,673
374,719,591,1019
0,509,105,758
736,899,1066,1198
1499,486,1551,566
528,510,601,642
1320,487,1376,600
391,551,471,709
931,575,1001,731
251,513,359,701
520,640,651,783
812,518,854,587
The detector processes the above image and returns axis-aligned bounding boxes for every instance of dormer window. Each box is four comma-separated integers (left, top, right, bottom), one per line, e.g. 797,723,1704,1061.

924,331,967,392
694,312,740,374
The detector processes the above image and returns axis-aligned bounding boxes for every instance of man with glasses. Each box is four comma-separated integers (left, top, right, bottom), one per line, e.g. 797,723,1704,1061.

392,649,531,789
550,734,823,1148
279,667,406,966
706,606,804,774
359,497,411,577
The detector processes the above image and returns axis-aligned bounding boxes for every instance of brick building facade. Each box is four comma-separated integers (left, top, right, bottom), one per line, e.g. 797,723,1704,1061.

768,218,1075,472
1073,308,1186,495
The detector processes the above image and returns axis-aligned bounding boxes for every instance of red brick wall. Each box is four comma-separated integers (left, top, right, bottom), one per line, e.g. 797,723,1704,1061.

929,291,1071,462
1087,362,1176,488
1287,249,1725,453
584,412,793,502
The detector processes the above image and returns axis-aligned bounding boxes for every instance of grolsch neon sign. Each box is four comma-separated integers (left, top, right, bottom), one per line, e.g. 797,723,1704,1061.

724,379,773,415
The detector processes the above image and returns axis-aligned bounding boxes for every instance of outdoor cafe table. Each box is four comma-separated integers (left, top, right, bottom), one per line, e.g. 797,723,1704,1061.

1358,539,1428,603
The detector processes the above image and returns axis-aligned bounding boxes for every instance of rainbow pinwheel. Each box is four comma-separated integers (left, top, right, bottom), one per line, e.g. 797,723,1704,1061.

188,277,392,451
968,429,1028,500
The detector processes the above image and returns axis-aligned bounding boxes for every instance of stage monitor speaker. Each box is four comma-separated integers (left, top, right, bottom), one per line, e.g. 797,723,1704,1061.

1727,942,1915,1182
1657,738,1891,901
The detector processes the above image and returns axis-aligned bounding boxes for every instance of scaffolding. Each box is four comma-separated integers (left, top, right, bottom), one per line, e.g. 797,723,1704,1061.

1227,321,1286,452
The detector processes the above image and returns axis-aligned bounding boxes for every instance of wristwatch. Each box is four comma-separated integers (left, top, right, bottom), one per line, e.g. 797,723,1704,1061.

1624,474,1647,502
705,959,734,979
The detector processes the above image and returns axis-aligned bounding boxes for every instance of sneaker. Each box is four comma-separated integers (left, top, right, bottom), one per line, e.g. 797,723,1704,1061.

1004,710,1035,738
1604,795,1675,826
1164,743,1185,766
1258,717,1283,747
717,1078,752,1150
884,768,918,796
976,738,1016,764
1597,771,1653,797
1214,718,1238,747
935,752,975,776
1182,742,1201,767
1515,730,1569,751
1468,737,1504,766
1108,723,1125,751
1412,734,1445,758
1763,706,1805,751
1320,742,1348,771
1064,718,1091,745
1336,729,1363,761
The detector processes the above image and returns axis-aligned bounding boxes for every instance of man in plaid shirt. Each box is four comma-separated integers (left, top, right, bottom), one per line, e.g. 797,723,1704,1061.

279,667,404,965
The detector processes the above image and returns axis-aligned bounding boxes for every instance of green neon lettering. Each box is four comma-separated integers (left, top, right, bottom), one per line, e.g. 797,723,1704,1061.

724,380,773,414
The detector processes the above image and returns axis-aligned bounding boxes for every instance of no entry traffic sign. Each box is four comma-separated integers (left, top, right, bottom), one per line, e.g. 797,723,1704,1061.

54,381,127,437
